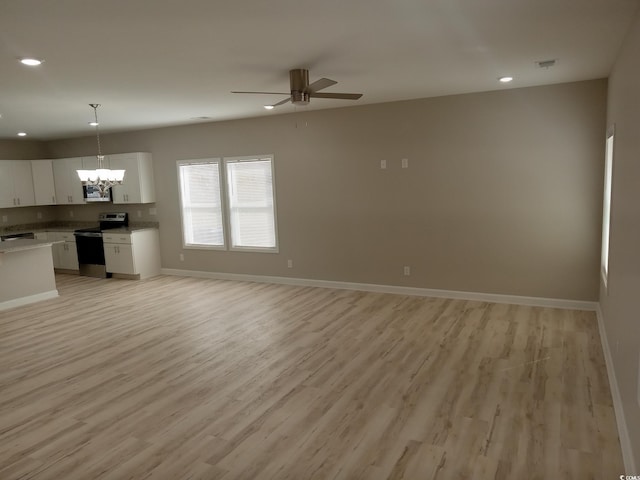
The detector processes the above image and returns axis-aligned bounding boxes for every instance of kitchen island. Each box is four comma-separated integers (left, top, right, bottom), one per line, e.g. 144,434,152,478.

0,239,58,311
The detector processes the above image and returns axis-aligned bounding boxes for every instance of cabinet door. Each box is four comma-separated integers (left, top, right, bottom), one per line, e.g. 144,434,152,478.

0,161,14,208
110,154,139,203
105,243,136,274
0,160,35,207
58,241,79,270
110,153,155,204
31,160,57,205
53,158,85,204
12,161,35,207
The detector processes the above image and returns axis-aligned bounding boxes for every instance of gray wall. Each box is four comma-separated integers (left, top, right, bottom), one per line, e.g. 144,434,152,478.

46,80,607,301
601,8,640,471
0,139,46,159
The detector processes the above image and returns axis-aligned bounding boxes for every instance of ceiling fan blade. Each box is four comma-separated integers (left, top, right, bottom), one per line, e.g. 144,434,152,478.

309,92,363,100
271,97,291,107
305,78,337,93
231,91,290,95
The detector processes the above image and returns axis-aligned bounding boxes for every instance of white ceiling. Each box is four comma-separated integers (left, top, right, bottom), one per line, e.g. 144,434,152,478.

1,0,638,140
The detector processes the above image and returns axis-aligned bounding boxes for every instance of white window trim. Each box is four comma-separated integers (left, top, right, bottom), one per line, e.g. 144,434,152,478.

601,126,614,291
223,155,279,254
177,158,227,251
176,155,279,253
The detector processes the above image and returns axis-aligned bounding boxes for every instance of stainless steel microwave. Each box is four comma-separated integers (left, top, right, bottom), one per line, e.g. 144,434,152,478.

83,185,112,202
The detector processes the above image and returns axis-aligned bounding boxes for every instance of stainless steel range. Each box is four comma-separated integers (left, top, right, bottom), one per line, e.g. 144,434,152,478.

74,212,128,278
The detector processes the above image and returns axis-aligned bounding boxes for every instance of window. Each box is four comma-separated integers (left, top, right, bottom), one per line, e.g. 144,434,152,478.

178,160,225,248
601,127,614,287
225,156,277,250
177,155,278,252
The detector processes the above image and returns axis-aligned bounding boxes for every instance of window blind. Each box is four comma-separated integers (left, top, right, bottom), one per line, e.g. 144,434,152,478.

178,161,225,247
225,158,276,249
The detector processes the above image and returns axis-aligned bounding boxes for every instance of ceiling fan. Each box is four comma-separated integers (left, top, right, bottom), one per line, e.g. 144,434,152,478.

231,69,363,108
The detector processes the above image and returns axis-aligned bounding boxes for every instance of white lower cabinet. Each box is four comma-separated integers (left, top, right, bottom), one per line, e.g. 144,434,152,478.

104,243,135,275
103,229,160,279
49,231,78,270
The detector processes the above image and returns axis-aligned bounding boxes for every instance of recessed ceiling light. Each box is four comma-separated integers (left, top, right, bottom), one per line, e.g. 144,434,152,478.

88,121,99,126
263,105,275,110
17,132,27,137
19,58,43,66
499,76,514,83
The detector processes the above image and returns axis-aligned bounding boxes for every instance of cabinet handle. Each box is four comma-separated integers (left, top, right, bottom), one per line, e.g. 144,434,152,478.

17,198,20,205
52,196,55,204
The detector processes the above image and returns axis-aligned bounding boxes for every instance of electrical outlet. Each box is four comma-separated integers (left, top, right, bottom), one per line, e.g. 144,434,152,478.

179,253,184,262
403,266,411,276
37,211,42,219
137,210,142,218
401,158,409,169
69,210,74,218
380,159,387,169
2,215,7,223
287,259,293,268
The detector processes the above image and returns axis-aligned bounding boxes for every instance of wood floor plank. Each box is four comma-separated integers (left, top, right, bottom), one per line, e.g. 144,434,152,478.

0,273,624,479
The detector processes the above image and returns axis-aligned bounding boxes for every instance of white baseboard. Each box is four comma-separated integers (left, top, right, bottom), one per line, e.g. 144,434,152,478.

161,268,597,311
0,290,59,312
596,305,637,474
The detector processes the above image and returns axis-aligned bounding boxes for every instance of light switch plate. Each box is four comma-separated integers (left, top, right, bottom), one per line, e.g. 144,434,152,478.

401,158,409,169
380,159,387,169
2,215,7,223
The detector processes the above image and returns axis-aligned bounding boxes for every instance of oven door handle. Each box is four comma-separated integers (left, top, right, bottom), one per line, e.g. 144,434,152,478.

74,232,103,238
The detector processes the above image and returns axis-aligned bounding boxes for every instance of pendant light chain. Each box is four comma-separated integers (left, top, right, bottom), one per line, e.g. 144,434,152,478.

90,103,104,169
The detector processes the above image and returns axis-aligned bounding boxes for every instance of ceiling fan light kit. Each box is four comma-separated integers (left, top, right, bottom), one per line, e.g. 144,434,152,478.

232,69,363,108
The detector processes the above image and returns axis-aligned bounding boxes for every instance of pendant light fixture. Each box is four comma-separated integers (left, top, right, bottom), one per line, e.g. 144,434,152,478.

76,104,125,196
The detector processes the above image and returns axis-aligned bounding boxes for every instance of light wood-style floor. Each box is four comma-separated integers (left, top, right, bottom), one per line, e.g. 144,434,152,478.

0,274,624,479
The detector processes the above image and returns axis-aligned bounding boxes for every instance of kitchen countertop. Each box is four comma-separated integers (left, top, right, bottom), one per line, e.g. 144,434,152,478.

0,238,59,254
0,221,159,236
102,226,158,233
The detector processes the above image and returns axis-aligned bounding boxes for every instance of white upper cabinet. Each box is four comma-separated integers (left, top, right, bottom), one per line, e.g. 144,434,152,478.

53,157,85,205
109,152,155,204
0,162,14,208
31,159,57,205
0,160,35,208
